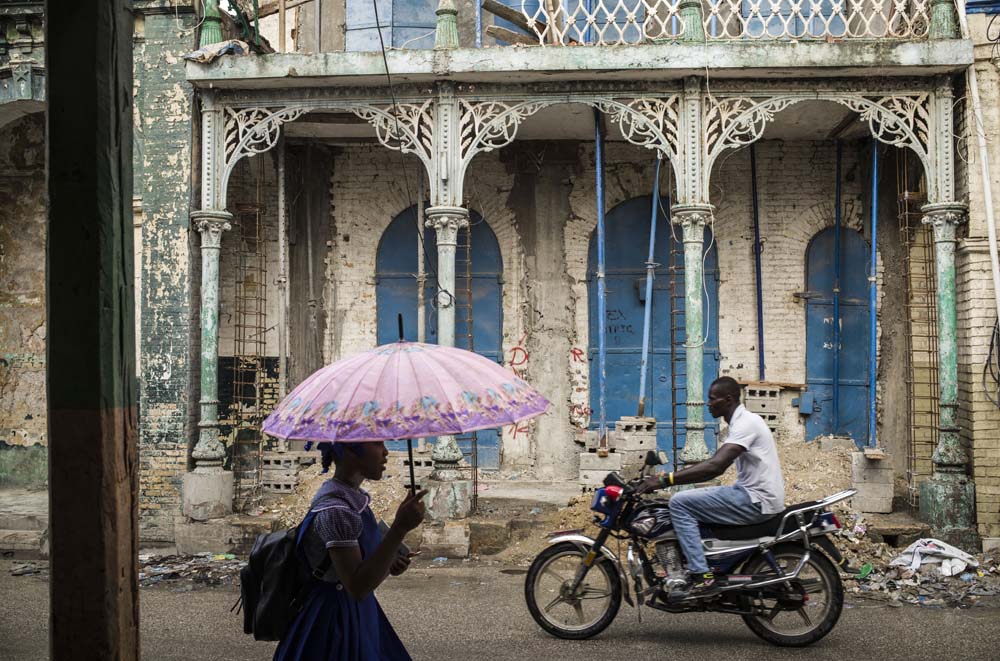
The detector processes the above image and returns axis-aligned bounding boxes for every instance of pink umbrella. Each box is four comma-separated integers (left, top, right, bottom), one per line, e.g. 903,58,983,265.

262,334,550,490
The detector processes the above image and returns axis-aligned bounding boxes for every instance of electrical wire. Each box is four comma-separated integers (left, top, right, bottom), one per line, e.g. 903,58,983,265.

984,318,1000,408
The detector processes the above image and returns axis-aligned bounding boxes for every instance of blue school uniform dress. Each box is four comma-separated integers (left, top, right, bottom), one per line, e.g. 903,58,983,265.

273,478,411,661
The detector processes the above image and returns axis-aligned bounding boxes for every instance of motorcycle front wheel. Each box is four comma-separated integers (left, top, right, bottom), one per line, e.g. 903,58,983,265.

740,542,844,647
524,541,622,640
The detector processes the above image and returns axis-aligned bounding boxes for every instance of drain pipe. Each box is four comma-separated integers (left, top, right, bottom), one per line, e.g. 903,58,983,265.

955,1,1000,330
750,145,766,381
868,140,879,449
637,156,662,417
595,109,609,454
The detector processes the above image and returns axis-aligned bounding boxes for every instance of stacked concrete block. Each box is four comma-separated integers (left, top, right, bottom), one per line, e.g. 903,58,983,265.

613,417,658,479
578,451,622,491
261,451,299,494
744,384,781,431
389,450,433,488
850,451,893,513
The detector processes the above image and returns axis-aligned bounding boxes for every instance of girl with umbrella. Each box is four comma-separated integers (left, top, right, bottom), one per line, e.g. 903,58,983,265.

272,440,426,661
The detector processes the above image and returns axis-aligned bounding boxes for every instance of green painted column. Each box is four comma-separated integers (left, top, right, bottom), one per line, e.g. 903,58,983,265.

928,0,959,40
435,0,459,50
672,204,714,465
190,210,232,470
199,0,224,47
678,0,706,42
919,202,978,548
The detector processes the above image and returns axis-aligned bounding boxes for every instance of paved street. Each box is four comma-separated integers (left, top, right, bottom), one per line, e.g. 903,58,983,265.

3,559,999,660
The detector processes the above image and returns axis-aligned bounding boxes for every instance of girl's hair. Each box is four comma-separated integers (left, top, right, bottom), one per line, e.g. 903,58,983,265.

317,442,363,473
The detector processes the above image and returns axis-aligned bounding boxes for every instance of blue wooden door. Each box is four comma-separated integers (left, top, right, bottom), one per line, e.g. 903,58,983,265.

804,226,870,445
587,196,720,465
376,208,504,468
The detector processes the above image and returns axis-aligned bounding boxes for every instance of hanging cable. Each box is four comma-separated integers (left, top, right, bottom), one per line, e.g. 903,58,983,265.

984,319,1000,408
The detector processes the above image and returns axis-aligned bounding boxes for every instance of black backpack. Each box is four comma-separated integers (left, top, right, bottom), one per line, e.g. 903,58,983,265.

235,509,331,641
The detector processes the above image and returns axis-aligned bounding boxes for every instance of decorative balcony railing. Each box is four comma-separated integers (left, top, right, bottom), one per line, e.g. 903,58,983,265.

519,0,931,45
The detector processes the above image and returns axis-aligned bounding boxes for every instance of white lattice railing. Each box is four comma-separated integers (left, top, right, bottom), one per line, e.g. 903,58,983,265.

517,0,930,45
522,0,686,46
703,0,930,39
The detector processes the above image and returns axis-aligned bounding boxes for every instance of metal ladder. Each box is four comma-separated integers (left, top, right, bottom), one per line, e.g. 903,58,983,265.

231,195,268,515
668,226,686,471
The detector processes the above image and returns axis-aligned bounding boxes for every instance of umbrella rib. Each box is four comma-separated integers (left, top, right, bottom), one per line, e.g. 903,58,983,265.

412,347,467,435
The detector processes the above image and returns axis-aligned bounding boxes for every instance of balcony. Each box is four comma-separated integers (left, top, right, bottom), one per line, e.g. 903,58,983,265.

515,0,932,45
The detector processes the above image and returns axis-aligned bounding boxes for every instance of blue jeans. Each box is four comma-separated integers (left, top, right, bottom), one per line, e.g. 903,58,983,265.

668,485,772,574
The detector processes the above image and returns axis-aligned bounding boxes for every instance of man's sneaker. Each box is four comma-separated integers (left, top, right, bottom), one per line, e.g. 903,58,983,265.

667,572,719,601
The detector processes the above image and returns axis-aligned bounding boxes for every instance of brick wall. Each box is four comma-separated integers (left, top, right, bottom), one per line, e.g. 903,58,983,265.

0,112,47,486
134,7,199,542
956,15,1000,540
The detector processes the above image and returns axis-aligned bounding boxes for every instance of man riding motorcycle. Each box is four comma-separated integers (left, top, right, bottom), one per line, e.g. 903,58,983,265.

636,376,785,599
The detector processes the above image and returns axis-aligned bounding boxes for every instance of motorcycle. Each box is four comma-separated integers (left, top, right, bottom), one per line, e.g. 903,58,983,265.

525,451,856,647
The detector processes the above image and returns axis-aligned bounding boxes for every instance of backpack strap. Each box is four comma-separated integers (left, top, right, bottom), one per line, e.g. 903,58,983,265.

296,508,333,580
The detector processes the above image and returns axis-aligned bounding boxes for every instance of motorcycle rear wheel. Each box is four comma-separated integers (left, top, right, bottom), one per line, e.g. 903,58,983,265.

524,541,622,640
740,543,844,647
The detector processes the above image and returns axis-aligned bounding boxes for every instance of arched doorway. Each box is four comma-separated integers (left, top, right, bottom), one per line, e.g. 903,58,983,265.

375,207,504,467
587,196,720,464
804,226,871,445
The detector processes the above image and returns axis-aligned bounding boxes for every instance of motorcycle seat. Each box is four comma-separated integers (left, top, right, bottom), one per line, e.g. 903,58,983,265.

704,501,820,541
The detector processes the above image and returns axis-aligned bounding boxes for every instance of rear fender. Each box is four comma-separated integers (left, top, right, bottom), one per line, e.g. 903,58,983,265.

547,534,634,607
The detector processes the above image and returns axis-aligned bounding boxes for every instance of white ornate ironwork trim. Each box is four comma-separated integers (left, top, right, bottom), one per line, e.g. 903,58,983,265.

704,93,932,184
522,0,685,46
704,0,930,40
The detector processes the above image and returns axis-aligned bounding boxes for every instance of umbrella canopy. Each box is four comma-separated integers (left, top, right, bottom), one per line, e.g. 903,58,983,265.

262,341,550,444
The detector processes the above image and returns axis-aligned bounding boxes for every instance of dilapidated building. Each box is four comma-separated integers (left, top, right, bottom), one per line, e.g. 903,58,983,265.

4,0,1000,552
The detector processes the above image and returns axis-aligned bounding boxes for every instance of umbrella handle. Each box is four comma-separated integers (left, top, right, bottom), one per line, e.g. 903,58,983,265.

398,313,404,342
407,439,417,496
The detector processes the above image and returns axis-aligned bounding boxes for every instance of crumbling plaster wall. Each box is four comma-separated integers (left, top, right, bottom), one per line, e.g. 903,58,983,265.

133,7,199,542
0,112,47,487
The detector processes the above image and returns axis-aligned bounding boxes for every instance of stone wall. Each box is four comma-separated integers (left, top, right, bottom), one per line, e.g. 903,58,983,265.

0,112,47,487
133,5,200,542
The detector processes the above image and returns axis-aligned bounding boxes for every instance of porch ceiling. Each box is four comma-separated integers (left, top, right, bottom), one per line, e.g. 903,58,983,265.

186,40,973,90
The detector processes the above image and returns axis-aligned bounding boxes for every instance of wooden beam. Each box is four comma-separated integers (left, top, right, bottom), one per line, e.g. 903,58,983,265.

46,0,139,658
481,0,546,37
485,25,538,46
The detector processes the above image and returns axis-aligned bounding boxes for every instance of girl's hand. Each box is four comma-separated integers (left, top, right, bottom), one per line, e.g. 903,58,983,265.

391,490,428,534
389,554,412,576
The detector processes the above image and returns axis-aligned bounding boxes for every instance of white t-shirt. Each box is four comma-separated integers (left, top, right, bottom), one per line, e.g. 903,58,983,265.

723,405,785,515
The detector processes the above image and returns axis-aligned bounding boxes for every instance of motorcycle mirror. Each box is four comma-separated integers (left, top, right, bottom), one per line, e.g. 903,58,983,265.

644,450,659,467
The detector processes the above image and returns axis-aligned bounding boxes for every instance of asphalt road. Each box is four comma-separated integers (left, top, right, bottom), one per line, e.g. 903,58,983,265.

3,559,999,660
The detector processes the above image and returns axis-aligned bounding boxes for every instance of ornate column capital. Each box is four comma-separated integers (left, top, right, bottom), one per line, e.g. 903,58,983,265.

920,202,969,241
425,205,469,245
192,209,233,249
671,203,714,236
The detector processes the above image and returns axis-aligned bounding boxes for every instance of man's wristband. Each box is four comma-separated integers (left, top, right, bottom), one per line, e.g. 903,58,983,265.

659,472,675,488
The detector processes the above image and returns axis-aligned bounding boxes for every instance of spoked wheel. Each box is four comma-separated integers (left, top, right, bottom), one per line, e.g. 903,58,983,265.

524,541,622,640
740,543,844,647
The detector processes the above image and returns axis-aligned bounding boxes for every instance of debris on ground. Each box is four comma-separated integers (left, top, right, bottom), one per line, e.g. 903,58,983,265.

9,561,47,577
138,552,246,590
834,514,1000,608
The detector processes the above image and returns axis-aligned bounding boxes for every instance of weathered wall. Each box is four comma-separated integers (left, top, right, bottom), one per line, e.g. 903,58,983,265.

0,112,47,487
956,14,1000,542
318,132,893,478
133,5,199,542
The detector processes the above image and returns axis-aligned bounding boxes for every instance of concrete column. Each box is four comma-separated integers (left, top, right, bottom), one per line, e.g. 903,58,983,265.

672,204,713,465
919,202,978,547
47,0,139,655
425,206,470,475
